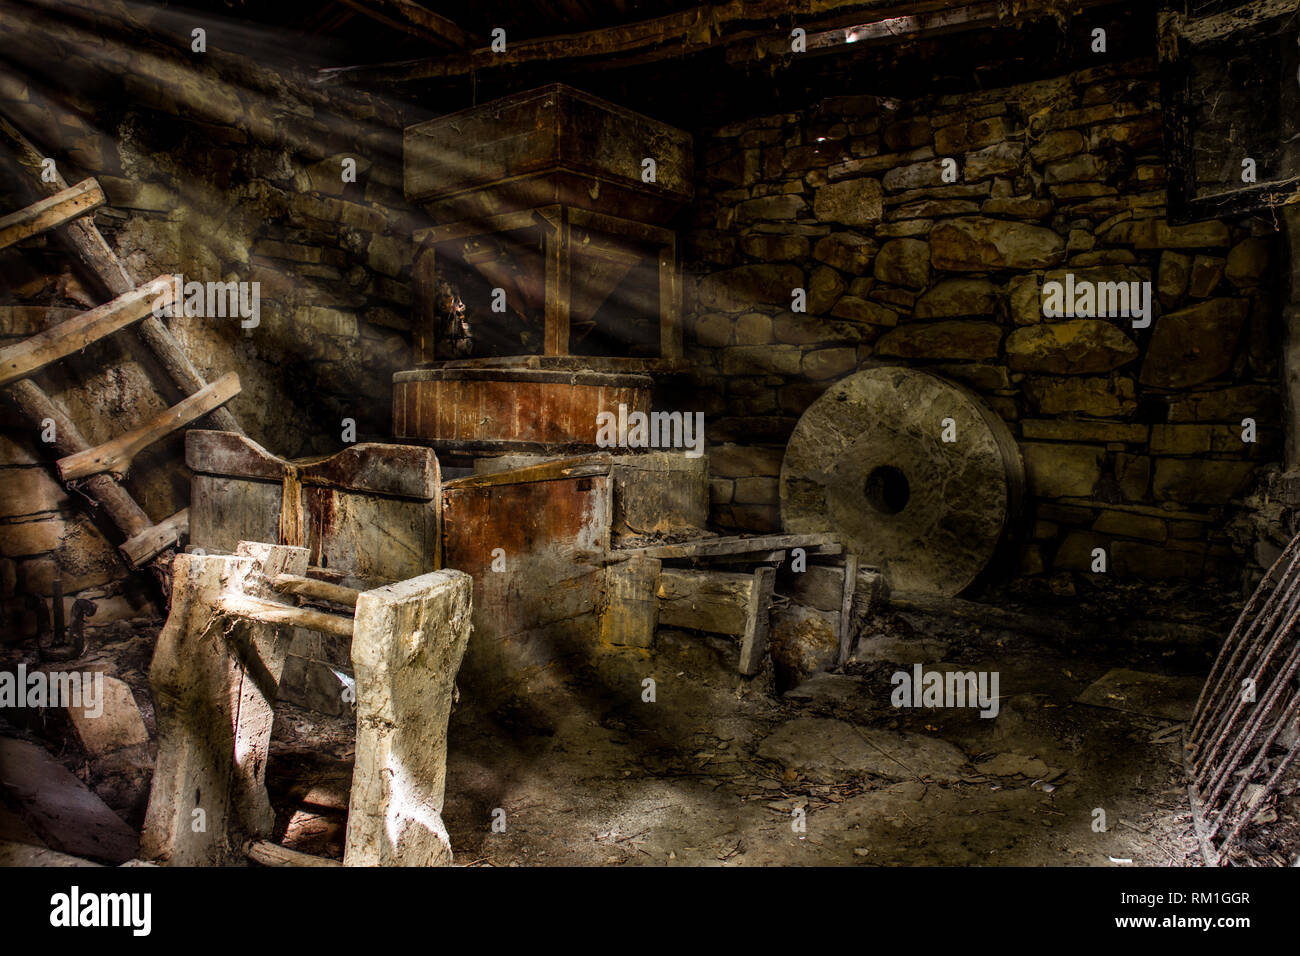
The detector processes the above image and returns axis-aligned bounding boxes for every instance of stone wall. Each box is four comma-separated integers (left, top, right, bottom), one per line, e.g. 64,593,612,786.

682,58,1282,582
0,15,424,636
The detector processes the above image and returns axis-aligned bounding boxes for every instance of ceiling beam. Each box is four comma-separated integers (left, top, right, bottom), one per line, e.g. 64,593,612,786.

335,0,479,48
316,0,1117,84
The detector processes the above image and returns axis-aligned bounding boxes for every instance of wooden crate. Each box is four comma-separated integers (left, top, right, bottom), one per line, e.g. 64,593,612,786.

404,83,693,225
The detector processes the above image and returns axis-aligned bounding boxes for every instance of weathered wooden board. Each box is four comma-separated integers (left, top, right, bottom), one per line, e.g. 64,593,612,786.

656,567,754,635
600,554,660,648
0,177,105,250
57,371,239,479
623,532,841,561
738,566,777,676
345,569,472,867
0,737,138,864
442,468,612,693
404,83,693,224
187,430,441,584
0,276,174,388
120,507,188,567
393,366,652,452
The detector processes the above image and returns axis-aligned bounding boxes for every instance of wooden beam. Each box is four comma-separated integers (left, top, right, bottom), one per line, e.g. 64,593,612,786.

741,0,1119,60
215,593,355,639
4,380,153,534
623,532,840,561
120,508,188,568
272,573,363,609
0,276,175,388
657,567,754,635
58,371,240,480
0,178,105,250
315,0,1104,83
336,0,477,47
0,114,243,435
442,455,612,490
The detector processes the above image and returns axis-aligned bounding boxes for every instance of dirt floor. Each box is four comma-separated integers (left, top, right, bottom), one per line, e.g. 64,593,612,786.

6,576,1299,867
261,576,1300,867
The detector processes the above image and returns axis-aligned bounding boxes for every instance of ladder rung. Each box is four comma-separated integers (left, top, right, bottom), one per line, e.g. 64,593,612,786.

0,276,176,388
0,178,105,250
120,508,188,568
57,371,240,481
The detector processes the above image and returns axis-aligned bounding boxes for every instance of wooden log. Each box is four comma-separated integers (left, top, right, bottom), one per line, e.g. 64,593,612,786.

120,508,188,567
3,380,152,539
0,114,243,434
738,566,776,676
600,555,660,648
0,178,105,250
0,276,175,387
58,371,240,480
345,569,472,867
215,593,355,638
273,573,363,609
246,840,342,868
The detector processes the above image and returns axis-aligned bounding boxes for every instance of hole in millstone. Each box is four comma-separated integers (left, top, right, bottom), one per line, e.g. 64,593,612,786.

864,465,910,515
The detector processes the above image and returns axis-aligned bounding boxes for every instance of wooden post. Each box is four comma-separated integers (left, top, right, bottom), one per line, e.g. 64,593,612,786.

344,569,472,867
738,566,776,676
542,205,571,355
658,235,682,361
1282,205,1300,470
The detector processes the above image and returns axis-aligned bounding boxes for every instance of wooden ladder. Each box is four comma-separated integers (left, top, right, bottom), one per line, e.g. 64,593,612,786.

0,113,243,593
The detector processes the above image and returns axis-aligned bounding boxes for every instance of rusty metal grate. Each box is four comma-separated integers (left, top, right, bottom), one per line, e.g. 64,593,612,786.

1185,532,1300,865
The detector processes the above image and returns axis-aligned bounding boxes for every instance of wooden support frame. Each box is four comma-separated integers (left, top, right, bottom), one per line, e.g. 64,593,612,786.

141,542,472,867
58,371,240,480
413,204,682,364
0,178,105,251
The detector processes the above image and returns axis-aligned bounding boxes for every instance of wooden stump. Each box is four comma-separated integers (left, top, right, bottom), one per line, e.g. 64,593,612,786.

140,542,310,865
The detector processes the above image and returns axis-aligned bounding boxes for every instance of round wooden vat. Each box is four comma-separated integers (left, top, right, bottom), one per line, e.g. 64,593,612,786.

393,367,653,453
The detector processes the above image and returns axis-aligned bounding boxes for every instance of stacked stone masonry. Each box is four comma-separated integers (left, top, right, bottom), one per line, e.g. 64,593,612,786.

684,59,1280,581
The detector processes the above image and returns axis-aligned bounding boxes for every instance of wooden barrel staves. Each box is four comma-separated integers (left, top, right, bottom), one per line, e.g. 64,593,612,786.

779,366,1025,597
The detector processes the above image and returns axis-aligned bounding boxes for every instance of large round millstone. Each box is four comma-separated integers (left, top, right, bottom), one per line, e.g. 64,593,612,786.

780,366,1024,596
